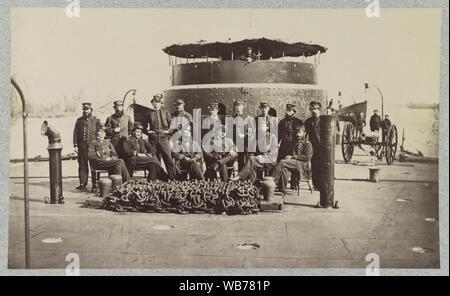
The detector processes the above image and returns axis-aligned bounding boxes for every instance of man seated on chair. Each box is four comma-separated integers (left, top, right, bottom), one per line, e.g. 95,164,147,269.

122,122,168,181
203,126,237,182
171,125,204,180
88,126,131,183
230,122,278,183
272,124,313,194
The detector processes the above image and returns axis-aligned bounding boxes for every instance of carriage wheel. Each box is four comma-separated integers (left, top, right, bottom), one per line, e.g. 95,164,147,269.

341,122,355,163
385,125,398,165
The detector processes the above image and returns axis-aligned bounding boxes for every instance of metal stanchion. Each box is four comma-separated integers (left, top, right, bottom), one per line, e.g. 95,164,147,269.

11,77,30,268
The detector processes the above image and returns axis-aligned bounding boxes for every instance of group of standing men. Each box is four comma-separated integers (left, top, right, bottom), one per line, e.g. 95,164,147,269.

73,94,324,194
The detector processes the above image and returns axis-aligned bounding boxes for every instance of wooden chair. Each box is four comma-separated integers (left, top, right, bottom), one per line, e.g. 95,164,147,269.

91,169,108,192
297,179,314,196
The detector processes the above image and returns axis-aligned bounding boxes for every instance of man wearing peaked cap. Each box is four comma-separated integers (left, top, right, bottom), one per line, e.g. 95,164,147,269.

142,93,176,179
73,102,102,190
254,101,275,157
304,100,323,190
88,125,130,184
278,103,304,189
122,122,168,181
104,99,133,159
233,98,249,171
172,98,193,130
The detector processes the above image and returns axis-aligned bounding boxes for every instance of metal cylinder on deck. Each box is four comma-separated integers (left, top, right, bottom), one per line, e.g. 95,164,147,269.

319,115,336,208
99,178,112,197
109,175,122,190
41,121,64,204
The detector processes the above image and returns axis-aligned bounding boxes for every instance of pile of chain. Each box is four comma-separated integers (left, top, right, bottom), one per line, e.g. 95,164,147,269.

104,179,261,215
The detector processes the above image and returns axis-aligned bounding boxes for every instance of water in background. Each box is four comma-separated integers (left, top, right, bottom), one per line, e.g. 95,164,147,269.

9,106,439,160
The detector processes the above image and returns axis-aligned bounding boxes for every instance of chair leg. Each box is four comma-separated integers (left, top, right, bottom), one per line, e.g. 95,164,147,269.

307,179,313,194
297,180,300,197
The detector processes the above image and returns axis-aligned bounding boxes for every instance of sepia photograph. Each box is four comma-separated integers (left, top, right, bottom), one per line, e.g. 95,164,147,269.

7,6,443,272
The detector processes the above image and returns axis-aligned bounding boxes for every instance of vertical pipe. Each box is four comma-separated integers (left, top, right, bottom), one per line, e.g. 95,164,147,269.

319,115,336,208
11,78,30,268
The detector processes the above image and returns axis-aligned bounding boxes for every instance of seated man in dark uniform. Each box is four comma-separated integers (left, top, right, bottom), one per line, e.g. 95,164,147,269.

88,126,130,183
230,122,278,183
122,122,168,181
272,124,313,194
203,127,237,182
171,126,204,180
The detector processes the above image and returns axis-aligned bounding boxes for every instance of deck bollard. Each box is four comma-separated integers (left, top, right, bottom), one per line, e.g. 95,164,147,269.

369,167,381,182
41,121,64,204
319,115,336,208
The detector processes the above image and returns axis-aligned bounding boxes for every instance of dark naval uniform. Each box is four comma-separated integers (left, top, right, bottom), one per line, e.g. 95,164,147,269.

203,136,237,182
278,115,303,161
304,115,321,189
233,111,250,171
172,140,204,180
87,138,130,182
104,112,133,158
73,114,102,187
143,107,176,179
273,137,313,193
122,136,167,181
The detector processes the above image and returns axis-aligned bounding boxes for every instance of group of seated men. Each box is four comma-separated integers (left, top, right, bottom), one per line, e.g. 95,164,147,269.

75,94,320,195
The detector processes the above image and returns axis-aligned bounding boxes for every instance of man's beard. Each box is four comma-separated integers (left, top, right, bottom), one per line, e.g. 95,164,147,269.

82,111,91,117
115,110,124,116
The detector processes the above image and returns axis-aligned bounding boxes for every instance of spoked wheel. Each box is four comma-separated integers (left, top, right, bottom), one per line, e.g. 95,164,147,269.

341,122,355,163
385,125,398,164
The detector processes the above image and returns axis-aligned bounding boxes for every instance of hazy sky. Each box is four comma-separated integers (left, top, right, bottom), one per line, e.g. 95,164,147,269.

11,8,442,112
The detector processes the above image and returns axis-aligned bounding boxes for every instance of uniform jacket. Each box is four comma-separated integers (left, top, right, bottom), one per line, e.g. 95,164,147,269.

369,114,382,131
73,115,102,147
172,110,193,127
144,108,173,134
122,137,156,158
278,115,303,142
171,140,203,162
104,113,133,141
203,137,236,164
87,139,118,161
233,113,250,152
304,116,321,149
291,138,313,163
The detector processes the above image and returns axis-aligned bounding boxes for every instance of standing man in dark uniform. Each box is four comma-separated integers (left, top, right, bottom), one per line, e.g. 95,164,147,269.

88,126,130,183
104,100,133,159
254,101,275,150
73,102,102,190
304,101,322,190
278,103,303,189
171,99,193,130
369,109,382,132
278,103,303,160
122,122,167,181
143,94,176,179
233,99,249,171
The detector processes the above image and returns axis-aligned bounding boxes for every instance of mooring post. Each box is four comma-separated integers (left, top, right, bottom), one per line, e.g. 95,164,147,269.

42,121,64,204
319,115,336,208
